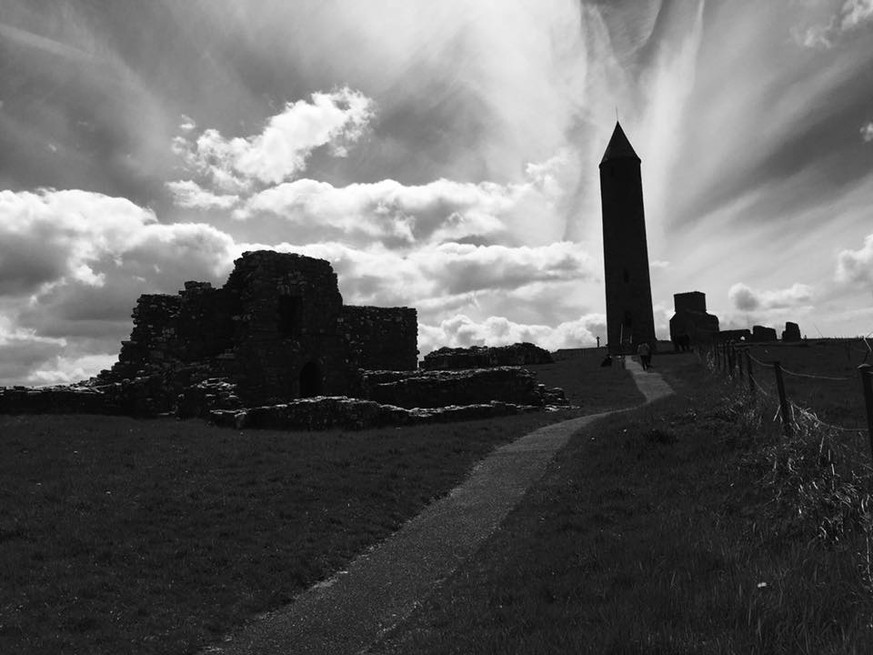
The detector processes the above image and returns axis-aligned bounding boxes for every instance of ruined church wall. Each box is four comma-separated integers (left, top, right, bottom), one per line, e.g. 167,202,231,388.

228,252,352,403
341,306,418,371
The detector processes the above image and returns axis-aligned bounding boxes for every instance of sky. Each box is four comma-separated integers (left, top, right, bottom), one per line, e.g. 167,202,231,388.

0,0,872,386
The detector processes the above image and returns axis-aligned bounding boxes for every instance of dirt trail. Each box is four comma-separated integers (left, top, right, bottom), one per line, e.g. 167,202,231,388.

205,358,671,655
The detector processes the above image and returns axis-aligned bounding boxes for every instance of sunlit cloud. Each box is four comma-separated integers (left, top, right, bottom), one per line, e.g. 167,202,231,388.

728,283,814,312
861,121,873,142
418,313,605,354
171,87,374,192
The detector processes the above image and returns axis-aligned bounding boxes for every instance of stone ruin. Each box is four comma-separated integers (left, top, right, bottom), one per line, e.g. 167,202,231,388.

719,322,801,344
0,251,568,428
782,322,801,342
669,291,719,351
421,343,553,370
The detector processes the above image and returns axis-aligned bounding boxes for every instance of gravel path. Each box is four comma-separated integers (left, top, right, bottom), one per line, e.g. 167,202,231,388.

205,358,672,655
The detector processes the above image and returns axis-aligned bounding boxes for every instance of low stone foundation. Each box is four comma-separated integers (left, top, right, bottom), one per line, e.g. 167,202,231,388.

1,367,568,430
210,397,544,431
421,342,553,370
362,367,566,409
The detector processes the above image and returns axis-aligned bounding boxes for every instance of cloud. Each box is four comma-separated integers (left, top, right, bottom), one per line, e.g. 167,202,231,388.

792,0,873,48
166,180,239,210
255,240,596,310
418,313,605,355
861,121,873,142
235,151,574,248
171,87,374,192
28,353,118,386
836,233,873,284
840,0,873,30
728,282,814,312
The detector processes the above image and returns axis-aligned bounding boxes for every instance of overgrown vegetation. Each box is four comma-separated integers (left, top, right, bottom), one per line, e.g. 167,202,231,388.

0,355,641,655
371,354,873,654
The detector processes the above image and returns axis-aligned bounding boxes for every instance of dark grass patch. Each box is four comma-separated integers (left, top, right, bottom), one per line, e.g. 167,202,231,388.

370,355,873,654
0,352,642,655
740,340,869,430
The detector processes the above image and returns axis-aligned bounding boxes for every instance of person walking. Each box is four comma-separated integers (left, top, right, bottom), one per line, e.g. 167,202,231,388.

637,342,652,370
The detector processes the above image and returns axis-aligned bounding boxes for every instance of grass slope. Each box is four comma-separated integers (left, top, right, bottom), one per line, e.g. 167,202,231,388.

371,354,873,654
0,352,642,655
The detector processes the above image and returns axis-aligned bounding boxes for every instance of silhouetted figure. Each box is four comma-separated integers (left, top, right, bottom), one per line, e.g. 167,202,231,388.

637,342,652,370
600,354,613,367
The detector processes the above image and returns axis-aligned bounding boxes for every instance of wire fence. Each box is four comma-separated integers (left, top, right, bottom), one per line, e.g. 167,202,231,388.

703,340,873,461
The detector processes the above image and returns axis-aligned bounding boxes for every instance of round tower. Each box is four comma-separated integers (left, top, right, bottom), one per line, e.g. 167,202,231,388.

599,122,656,353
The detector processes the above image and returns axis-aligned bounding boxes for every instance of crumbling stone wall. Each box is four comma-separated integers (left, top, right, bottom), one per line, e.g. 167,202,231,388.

752,325,778,342
361,367,565,409
95,250,418,410
225,252,351,404
421,343,552,370
782,322,801,342
341,306,417,371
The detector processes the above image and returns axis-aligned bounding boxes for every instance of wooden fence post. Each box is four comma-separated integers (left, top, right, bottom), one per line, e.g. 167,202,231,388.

746,351,755,399
859,364,873,462
773,361,792,437
738,348,744,376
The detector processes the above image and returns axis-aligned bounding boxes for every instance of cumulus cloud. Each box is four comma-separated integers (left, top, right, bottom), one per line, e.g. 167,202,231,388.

836,233,873,284
0,189,242,383
235,151,573,248
171,87,374,192
418,313,605,355
728,282,814,311
28,353,118,386
792,0,873,48
861,121,873,142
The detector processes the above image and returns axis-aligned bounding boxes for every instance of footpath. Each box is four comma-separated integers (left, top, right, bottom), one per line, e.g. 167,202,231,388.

206,358,672,655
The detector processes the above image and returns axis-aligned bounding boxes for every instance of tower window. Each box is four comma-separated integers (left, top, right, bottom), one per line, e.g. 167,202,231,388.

623,268,630,283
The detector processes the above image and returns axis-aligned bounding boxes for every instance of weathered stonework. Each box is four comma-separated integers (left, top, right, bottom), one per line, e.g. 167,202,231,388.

782,322,801,342
341,306,418,371
421,343,553,370
97,250,418,409
752,325,778,342
361,367,566,409
669,291,719,350
210,398,544,432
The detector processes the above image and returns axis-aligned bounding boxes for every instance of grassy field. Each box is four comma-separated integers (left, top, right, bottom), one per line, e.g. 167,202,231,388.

371,353,873,654
0,352,642,655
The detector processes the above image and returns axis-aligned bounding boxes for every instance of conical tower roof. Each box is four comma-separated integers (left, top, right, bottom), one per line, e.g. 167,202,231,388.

600,122,640,165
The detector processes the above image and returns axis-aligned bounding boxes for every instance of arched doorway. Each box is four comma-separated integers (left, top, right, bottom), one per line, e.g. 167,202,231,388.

299,361,322,398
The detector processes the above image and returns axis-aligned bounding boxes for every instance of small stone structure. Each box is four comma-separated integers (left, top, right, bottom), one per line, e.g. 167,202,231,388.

752,325,778,342
782,321,801,342
421,343,553,370
669,291,719,350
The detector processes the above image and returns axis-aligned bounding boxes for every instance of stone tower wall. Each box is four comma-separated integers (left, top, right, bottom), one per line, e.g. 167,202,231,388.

600,141,656,352
226,251,351,404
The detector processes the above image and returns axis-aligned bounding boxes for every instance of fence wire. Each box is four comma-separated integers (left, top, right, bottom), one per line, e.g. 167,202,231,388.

707,344,872,441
